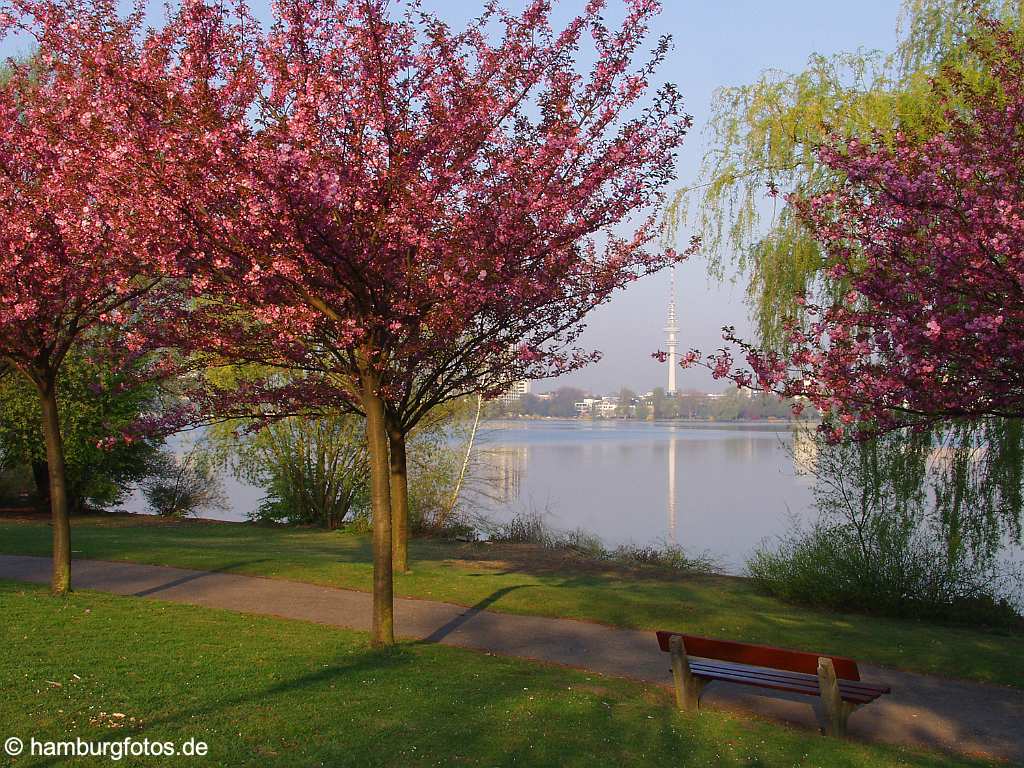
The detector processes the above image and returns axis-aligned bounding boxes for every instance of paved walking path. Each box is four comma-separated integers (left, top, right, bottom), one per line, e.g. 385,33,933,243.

2,555,1021,762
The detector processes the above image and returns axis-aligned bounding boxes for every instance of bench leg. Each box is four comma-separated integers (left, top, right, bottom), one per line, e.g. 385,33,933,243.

670,636,707,712
817,657,856,737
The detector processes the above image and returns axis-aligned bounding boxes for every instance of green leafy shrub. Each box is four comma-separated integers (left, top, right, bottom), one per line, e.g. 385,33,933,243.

140,450,228,518
0,352,164,512
204,392,467,531
749,429,1023,628
221,413,369,529
748,518,1021,627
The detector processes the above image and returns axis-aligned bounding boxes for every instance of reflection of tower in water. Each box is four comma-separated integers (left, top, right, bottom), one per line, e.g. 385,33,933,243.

792,428,819,474
490,446,527,503
667,433,678,545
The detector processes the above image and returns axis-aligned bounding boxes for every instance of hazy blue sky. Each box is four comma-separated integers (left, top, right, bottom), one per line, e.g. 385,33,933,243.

2,1,903,394
503,0,903,395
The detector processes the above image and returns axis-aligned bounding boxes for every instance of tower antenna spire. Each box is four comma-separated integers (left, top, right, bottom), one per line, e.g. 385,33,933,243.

664,267,679,394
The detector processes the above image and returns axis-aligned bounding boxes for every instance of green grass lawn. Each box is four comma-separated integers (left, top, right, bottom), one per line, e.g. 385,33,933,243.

0,581,994,768
1,515,1022,689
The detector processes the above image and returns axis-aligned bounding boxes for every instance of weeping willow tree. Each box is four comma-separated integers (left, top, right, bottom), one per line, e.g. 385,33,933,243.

679,65,955,345
897,0,1024,70
670,0,1024,564
818,420,1024,566
760,423,1022,622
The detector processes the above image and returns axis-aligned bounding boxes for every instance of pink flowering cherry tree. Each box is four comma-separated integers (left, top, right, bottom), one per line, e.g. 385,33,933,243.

167,0,691,645
0,3,169,594
0,0,256,593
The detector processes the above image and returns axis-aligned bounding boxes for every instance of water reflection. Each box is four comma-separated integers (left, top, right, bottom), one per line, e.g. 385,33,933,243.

489,445,526,503
667,431,678,546
792,427,819,474
120,419,1020,577
472,420,815,571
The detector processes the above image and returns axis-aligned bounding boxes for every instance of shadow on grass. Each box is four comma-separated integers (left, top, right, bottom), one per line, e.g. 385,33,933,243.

25,642,643,768
30,638,793,768
21,639,987,768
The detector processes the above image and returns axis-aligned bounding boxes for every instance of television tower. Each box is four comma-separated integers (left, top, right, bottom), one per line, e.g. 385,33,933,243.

664,267,679,394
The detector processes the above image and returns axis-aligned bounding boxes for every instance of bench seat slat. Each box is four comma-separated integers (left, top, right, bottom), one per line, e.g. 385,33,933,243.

692,667,878,703
688,659,890,697
688,663,883,704
686,661,886,703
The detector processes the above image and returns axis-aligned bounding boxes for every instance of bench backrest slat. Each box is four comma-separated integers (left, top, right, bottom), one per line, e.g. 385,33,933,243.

656,631,860,681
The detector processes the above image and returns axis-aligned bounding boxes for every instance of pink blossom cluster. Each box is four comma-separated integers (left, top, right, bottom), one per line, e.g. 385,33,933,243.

149,0,694,418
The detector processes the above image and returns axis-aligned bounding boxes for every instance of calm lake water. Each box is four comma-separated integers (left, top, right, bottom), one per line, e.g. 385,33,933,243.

123,418,1021,578
464,419,814,572
123,419,812,571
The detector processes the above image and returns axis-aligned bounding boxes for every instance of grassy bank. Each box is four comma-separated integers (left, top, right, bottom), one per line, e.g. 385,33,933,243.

1,515,1022,688
0,581,993,767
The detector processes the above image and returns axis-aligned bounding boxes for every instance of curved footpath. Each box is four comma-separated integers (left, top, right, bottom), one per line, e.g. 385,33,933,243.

1,554,1021,763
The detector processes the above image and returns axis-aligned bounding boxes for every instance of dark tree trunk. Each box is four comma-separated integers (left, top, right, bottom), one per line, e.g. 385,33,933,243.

38,384,71,596
362,372,394,646
387,423,410,574
31,460,50,509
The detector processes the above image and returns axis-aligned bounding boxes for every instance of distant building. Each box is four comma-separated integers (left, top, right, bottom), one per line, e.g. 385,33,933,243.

574,396,621,417
574,397,597,414
496,379,531,405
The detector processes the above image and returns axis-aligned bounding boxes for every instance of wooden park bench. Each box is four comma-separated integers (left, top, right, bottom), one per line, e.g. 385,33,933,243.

656,631,891,737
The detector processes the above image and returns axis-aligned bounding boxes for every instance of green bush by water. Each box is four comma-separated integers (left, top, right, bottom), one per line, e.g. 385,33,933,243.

749,429,1023,629
748,519,1022,628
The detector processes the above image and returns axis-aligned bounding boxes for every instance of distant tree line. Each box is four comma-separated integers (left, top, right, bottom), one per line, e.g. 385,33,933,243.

494,386,814,421
498,388,588,419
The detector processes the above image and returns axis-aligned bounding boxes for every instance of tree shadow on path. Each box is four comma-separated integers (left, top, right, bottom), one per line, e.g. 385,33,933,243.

420,584,533,643
132,560,271,597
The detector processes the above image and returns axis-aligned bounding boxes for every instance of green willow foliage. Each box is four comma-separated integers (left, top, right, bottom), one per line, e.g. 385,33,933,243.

931,420,1024,560
751,425,1022,624
665,51,936,345
847,421,1024,562
669,0,1024,564
896,0,1024,71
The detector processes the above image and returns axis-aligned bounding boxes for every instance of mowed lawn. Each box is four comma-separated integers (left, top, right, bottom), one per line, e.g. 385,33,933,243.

0,581,998,768
1,515,1022,688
